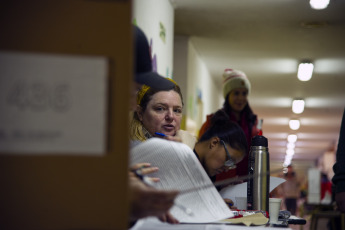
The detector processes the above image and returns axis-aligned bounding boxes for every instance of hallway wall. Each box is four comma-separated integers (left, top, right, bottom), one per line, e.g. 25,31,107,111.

174,36,222,135
133,0,174,79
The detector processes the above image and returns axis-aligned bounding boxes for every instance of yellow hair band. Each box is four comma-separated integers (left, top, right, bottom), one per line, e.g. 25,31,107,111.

137,85,150,105
136,78,178,105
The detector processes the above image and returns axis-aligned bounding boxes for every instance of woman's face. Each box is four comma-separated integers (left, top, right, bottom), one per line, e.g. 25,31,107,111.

204,141,244,177
227,88,248,113
137,90,183,137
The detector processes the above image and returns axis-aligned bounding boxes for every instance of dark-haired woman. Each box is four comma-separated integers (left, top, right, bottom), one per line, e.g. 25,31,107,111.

195,110,248,182
198,68,258,180
195,110,248,208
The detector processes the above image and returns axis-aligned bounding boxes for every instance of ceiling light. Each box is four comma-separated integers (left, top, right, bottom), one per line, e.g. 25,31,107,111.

286,149,295,156
282,167,289,173
287,134,298,143
297,61,314,81
287,142,295,149
310,0,329,10
289,119,300,130
292,99,305,114
284,155,293,167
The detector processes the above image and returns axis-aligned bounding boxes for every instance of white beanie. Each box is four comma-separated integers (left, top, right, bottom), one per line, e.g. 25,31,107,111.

222,68,251,98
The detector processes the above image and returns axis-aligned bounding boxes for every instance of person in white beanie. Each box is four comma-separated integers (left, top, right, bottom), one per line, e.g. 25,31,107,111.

198,68,258,180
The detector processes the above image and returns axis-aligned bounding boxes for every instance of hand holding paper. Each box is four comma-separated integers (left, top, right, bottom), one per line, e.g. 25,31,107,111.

130,138,233,223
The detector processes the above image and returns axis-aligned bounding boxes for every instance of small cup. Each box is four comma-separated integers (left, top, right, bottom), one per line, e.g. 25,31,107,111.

269,198,282,224
235,197,247,210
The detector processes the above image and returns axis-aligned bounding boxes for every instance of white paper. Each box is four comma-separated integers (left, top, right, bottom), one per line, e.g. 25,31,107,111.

219,177,286,207
0,51,108,155
131,217,293,230
130,138,233,223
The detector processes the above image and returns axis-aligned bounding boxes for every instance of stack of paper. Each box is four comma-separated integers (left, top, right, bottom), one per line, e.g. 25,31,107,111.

130,138,233,223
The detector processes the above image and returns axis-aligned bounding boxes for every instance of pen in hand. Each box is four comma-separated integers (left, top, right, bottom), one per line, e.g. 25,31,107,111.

133,166,194,216
155,132,167,137
155,132,183,143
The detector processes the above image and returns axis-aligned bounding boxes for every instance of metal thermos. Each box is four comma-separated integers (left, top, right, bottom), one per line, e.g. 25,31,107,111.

247,135,270,212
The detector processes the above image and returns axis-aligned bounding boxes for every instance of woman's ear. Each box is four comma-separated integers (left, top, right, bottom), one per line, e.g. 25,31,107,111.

136,105,144,121
210,137,220,149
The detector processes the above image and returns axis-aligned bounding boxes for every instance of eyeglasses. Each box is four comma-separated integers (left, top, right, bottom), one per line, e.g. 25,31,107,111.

220,140,236,169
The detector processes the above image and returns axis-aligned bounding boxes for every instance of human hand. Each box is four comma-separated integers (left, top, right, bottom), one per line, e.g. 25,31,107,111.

158,212,180,224
335,191,345,212
129,174,179,222
224,198,236,210
130,163,160,183
154,132,182,143
165,135,182,143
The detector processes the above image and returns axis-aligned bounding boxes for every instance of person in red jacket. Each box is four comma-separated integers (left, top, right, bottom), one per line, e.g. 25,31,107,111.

198,68,259,180
320,173,332,201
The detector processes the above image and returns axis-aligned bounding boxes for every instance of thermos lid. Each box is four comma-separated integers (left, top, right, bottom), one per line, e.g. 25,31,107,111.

251,135,268,147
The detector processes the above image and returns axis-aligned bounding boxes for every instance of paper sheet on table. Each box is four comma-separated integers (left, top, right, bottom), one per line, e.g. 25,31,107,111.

130,216,292,230
219,177,285,207
130,138,233,223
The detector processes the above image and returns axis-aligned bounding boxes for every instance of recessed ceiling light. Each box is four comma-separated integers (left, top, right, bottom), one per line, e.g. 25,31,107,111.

298,62,314,81
287,134,298,143
287,142,295,149
289,119,300,130
310,0,330,10
292,99,305,114
286,149,295,156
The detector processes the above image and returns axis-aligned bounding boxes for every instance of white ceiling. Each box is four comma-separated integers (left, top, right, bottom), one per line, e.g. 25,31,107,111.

171,0,345,165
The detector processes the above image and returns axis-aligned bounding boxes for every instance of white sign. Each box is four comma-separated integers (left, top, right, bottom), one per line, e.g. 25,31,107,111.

0,52,108,155
308,168,321,204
